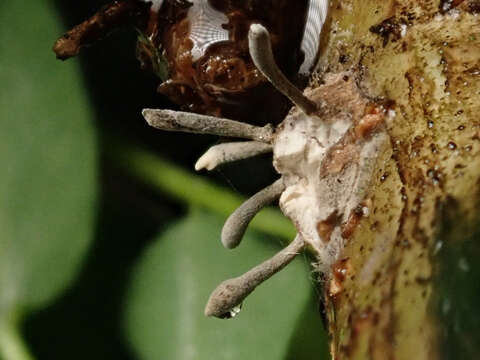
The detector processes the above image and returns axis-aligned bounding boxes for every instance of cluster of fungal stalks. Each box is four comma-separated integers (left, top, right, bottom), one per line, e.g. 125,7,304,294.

143,24,310,317
143,23,388,318
54,0,391,320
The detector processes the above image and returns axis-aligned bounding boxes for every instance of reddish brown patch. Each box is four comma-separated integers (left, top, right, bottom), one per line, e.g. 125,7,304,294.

324,143,359,174
355,104,385,139
342,206,363,239
329,258,352,301
342,199,371,237
317,211,339,243
317,84,387,178
333,258,352,283
467,0,480,13
440,0,466,13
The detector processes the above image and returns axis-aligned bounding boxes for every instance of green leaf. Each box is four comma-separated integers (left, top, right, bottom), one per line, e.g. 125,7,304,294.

124,210,326,360
0,0,97,319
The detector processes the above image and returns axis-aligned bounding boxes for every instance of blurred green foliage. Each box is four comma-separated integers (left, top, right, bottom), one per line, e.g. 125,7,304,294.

0,1,97,358
434,208,480,360
125,210,328,360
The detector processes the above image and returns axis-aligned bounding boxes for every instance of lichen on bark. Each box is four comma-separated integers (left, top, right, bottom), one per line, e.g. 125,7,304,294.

310,1,480,359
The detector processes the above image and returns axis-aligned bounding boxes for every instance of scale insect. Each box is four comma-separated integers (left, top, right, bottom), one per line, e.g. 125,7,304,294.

54,0,390,320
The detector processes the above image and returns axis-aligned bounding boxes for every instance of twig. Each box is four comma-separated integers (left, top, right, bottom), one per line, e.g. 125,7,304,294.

53,0,150,60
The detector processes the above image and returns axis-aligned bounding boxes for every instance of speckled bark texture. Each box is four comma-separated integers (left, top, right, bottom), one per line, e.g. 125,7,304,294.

310,1,480,359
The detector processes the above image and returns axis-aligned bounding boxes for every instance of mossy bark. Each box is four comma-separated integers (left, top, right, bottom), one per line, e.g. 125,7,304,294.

314,1,480,359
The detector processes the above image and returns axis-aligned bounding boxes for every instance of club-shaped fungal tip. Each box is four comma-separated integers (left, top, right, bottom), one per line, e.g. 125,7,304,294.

205,235,305,318
195,141,273,172
204,278,251,318
142,108,156,127
248,23,266,39
248,24,317,115
195,145,226,171
194,157,213,171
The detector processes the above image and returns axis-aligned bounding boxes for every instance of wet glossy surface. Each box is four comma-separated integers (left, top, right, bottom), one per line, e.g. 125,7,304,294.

138,0,328,124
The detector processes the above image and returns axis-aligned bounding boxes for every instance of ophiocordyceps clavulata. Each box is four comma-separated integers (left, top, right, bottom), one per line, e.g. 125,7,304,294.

54,0,392,319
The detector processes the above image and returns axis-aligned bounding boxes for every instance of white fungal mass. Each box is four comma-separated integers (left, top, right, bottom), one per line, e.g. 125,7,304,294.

299,0,330,75
273,75,389,271
187,0,230,61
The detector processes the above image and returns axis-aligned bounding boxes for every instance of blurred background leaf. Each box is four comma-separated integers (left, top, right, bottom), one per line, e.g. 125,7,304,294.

124,210,328,360
0,0,97,358
433,207,480,360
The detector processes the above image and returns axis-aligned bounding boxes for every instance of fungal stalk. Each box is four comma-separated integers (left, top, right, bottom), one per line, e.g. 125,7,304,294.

204,235,305,318
221,178,285,249
195,141,272,171
142,109,274,142
248,24,318,115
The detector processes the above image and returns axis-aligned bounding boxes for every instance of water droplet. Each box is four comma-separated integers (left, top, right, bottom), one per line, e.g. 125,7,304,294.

448,142,457,150
362,206,370,217
433,240,443,255
229,304,242,318
428,120,434,129
218,303,243,319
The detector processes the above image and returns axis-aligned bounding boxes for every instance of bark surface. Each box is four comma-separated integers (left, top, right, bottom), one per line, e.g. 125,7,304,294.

311,1,480,359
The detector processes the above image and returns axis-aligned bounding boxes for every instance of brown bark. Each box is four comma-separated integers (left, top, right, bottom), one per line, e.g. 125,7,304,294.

314,1,480,359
